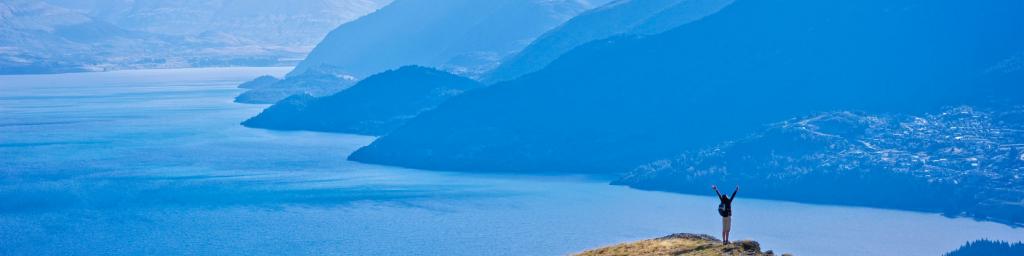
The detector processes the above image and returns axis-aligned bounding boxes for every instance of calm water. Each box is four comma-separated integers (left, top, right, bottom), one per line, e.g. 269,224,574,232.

0,67,1021,256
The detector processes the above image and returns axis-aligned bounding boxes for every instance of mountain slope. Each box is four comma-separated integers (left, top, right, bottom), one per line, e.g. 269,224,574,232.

0,0,130,73
945,240,1024,256
615,106,1024,226
483,0,733,83
234,66,356,104
242,66,483,135
348,0,1024,174
289,0,609,79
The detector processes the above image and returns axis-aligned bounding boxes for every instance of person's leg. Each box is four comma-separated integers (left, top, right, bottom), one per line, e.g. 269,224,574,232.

721,220,726,244
721,216,728,244
723,216,731,244
720,227,729,244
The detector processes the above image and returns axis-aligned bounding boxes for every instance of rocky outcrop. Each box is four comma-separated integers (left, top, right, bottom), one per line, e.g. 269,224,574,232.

575,233,788,256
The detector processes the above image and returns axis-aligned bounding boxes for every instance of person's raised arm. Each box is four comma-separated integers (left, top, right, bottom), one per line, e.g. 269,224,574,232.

730,185,739,200
712,185,722,197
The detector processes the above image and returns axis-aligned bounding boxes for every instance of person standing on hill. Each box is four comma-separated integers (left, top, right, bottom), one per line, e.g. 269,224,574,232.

712,185,738,244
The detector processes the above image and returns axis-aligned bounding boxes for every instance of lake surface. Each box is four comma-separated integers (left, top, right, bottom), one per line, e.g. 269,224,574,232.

1,67,1021,256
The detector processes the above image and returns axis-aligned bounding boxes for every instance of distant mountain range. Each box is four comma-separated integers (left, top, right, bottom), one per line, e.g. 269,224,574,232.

349,0,1024,174
1,0,143,73
0,0,389,74
242,66,482,135
290,0,611,79
483,0,733,83
615,106,1024,226
236,0,607,104
46,0,389,49
224,0,1024,227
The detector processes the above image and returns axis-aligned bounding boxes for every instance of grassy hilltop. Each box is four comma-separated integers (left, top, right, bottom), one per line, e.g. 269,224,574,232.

575,233,790,256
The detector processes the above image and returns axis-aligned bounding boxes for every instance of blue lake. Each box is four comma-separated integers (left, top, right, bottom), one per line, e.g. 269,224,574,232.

1,67,1021,255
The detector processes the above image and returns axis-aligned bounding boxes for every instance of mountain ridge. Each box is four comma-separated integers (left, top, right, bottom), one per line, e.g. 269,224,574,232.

349,0,1024,174
483,0,733,83
242,66,483,135
0,0,389,74
290,0,609,79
